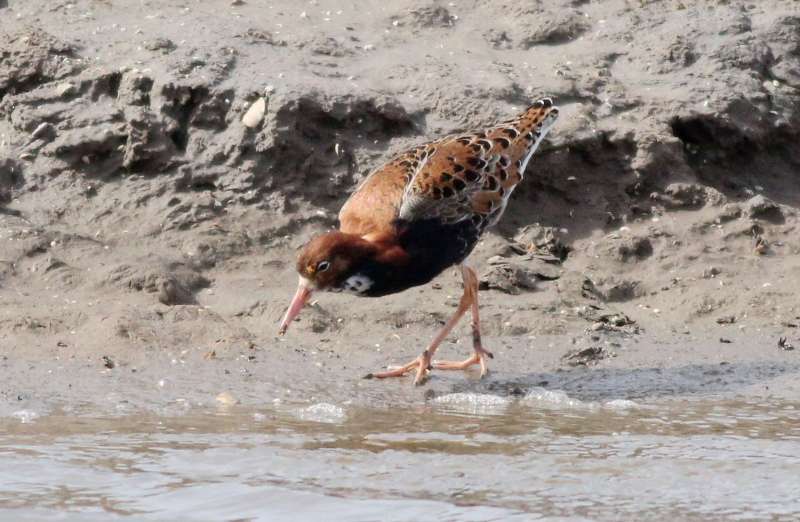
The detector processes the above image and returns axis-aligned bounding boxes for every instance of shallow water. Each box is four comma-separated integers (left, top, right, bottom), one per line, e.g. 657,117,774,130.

2,392,800,521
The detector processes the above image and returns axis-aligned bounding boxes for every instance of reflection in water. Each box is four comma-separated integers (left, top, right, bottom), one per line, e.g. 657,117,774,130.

1,394,800,521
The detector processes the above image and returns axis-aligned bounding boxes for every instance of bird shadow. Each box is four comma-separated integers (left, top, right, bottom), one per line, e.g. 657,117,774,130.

449,360,800,402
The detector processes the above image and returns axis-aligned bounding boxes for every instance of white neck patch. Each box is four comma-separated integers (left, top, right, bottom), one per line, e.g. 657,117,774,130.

341,274,373,295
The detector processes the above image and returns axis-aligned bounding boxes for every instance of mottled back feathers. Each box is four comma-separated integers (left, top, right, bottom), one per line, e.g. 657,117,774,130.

339,98,559,237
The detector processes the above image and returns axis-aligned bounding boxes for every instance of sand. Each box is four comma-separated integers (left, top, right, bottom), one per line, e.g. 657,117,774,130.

1,0,799,413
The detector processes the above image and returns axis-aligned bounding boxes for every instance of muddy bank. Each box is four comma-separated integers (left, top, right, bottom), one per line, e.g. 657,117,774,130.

1,1,800,414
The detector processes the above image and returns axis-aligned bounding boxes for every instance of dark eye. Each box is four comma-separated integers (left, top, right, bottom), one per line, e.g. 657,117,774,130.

317,260,331,272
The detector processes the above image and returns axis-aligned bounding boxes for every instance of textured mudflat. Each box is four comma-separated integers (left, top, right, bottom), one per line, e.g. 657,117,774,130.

0,0,799,413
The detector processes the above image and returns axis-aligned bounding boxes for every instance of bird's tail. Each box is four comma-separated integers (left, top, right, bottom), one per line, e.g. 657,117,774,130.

507,97,559,176
514,97,559,136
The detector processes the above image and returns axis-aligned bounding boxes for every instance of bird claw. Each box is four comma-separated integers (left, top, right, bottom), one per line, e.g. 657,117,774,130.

368,354,432,383
432,347,492,378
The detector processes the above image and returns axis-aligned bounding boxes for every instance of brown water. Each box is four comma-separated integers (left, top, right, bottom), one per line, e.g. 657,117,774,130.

2,390,800,521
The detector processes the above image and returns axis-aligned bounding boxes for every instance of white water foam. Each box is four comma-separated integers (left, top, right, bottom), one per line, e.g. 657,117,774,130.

295,403,347,424
432,393,511,416
12,410,39,423
604,399,640,410
522,388,594,409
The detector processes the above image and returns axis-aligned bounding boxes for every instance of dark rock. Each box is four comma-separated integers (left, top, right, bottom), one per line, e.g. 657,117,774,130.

0,158,23,203
617,236,653,262
101,355,115,369
480,260,538,294
562,346,614,367
143,38,176,53
157,277,197,305
484,29,513,49
593,278,644,302
745,195,784,223
515,226,571,262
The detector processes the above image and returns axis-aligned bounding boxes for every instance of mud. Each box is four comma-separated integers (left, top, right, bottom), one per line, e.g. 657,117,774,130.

1,1,800,519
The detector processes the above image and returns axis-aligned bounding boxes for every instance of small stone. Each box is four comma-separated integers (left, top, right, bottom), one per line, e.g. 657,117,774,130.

102,355,115,369
242,97,266,128
143,37,176,53
702,266,721,279
56,82,75,97
716,315,736,325
31,122,56,141
216,391,239,405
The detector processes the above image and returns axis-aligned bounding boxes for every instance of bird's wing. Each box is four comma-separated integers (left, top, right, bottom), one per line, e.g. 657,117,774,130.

337,143,429,237
339,98,559,237
398,98,559,229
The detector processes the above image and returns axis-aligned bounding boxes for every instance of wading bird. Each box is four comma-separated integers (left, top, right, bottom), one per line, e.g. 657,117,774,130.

279,98,559,385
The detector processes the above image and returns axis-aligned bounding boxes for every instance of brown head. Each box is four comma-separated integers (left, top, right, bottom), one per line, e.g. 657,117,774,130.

278,231,378,334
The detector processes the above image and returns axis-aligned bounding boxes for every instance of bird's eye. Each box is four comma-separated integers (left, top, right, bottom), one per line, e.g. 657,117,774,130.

317,260,331,272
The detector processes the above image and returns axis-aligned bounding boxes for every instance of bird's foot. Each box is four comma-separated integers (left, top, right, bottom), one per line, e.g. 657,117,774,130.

433,345,493,378
364,350,433,386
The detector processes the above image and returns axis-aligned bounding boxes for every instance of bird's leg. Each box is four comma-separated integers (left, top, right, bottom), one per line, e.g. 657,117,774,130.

432,264,494,378
367,267,474,385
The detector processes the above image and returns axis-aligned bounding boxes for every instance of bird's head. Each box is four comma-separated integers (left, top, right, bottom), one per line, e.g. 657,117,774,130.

278,231,376,334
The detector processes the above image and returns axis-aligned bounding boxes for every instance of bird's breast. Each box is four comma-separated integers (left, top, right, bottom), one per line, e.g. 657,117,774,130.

341,218,481,298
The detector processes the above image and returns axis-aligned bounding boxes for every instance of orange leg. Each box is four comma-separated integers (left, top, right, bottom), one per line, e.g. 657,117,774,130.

367,264,475,386
432,265,493,377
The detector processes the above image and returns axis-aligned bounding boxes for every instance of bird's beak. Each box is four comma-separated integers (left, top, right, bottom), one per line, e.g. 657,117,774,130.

278,277,313,335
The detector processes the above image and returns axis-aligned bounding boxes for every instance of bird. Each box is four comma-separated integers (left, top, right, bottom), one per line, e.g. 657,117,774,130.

279,98,559,385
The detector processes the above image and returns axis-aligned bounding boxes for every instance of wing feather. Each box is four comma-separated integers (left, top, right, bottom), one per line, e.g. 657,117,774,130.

399,98,560,229
339,98,559,237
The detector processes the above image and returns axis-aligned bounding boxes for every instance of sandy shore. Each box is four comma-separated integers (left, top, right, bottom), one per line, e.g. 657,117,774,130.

1,0,800,414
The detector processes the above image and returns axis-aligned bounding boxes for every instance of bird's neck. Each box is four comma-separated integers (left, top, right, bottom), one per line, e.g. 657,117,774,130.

334,232,410,297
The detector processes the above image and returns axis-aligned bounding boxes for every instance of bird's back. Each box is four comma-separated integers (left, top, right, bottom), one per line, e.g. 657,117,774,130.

339,99,559,240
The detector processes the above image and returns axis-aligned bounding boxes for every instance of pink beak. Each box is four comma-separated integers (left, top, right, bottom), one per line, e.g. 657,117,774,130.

278,278,313,335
